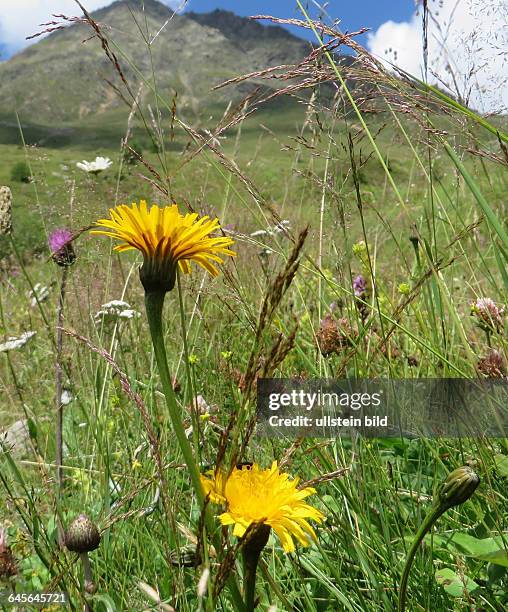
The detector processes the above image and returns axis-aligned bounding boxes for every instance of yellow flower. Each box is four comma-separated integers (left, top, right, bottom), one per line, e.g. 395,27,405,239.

201,462,324,553
91,201,235,293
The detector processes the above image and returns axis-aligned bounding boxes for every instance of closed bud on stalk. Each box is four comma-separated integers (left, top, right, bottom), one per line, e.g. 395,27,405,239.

399,466,480,611
64,514,101,553
436,466,480,511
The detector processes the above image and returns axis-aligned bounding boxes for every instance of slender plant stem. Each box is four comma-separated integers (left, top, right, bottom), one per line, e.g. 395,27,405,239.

176,270,200,458
398,503,444,612
144,290,204,501
55,266,68,547
80,552,93,587
55,266,68,494
243,552,260,611
144,289,245,612
241,525,270,611
80,552,94,611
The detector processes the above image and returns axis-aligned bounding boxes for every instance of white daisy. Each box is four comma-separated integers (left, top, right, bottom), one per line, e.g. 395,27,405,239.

76,156,113,175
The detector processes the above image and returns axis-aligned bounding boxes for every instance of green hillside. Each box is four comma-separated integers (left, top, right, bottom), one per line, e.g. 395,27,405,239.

0,0,311,135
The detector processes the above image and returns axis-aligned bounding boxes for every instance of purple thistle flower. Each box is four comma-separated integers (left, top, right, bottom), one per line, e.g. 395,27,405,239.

49,228,76,267
353,274,367,298
49,229,73,253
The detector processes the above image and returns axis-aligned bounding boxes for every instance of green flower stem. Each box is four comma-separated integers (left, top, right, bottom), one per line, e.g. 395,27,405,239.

144,290,246,612
176,271,201,462
243,552,260,611
145,290,204,502
242,525,271,611
398,502,445,612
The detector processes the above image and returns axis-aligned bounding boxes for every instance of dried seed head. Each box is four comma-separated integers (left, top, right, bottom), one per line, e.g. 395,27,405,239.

477,349,506,378
317,315,355,357
0,527,17,579
64,515,101,553
0,186,13,235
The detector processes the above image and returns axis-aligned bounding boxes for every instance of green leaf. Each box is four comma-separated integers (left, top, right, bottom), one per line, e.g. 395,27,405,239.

432,532,508,568
494,454,508,477
449,533,501,556
435,568,479,597
477,549,508,568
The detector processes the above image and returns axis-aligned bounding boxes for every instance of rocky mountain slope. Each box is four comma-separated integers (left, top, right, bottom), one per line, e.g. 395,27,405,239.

0,0,312,124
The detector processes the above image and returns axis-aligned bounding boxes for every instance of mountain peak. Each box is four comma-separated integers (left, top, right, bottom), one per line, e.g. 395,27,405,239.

187,9,301,46
0,3,311,125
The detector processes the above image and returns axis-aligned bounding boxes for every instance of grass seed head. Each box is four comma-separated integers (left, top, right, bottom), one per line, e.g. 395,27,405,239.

0,186,13,235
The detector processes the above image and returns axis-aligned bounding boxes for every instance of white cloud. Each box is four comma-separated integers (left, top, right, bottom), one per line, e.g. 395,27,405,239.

367,0,508,114
0,0,185,56
0,1,109,53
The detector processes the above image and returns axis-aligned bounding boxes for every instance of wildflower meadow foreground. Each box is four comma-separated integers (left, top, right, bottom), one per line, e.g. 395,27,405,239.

0,1,508,610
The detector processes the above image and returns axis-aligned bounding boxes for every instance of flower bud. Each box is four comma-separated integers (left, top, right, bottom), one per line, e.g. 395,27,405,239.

436,466,480,511
64,515,101,553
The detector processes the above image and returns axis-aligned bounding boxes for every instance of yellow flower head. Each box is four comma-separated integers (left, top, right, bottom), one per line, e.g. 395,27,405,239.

201,462,324,553
91,201,235,293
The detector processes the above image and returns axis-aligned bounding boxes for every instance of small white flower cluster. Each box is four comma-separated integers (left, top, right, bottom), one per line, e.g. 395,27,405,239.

250,219,290,238
61,389,74,406
95,300,140,324
76,156,113,175
0,331,36,353
28,283,49,307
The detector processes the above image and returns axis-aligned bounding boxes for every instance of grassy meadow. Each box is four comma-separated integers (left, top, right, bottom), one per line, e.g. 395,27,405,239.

1,4,508,612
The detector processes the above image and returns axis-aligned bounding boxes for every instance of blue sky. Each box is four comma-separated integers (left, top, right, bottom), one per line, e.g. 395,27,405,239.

181,1,415,45
1,1,506,113
0,1,415,59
